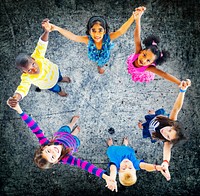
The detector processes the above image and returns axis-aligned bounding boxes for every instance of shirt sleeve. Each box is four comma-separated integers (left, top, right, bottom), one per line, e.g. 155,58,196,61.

60,155,105,178
15,74,32,99
31,37,48,59
20,112,49,145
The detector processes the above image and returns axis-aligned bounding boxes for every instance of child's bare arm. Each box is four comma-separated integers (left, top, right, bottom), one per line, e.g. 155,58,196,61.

133,7,146,53
140,162,158,172
169,79,191,120
104,165,118,192
49,23,88,44
110,6,146,41
146,66,181,85
140,162,171,181
41,18,50,42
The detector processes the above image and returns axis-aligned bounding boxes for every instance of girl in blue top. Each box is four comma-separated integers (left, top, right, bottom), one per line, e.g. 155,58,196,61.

48,6,146,74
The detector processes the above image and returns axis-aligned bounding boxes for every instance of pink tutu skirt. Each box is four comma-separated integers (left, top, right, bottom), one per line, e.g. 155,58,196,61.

127,53,155,83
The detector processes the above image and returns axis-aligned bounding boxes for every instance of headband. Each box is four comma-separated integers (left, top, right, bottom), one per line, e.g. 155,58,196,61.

88,16,106,29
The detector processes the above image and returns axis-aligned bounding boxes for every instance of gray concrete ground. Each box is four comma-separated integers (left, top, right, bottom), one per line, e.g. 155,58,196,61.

0,0,200,195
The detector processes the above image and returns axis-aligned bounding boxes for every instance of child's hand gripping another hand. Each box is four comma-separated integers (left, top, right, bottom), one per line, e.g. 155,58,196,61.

104,175,118,192
133,6,146,20
179,79,191,91
41,18,54,32
159,163,171,181
7,97,22,114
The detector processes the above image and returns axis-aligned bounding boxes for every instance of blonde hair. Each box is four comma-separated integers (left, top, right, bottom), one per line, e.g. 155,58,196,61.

118,170,137,186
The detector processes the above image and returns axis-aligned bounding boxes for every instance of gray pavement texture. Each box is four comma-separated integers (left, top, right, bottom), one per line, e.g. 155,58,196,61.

0,0,200,195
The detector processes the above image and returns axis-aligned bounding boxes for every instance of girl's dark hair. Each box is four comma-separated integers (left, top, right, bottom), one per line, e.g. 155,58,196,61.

34,139,72,169
15,53,32,69
86,16,109,35
152,116,186,145
143,35,170,65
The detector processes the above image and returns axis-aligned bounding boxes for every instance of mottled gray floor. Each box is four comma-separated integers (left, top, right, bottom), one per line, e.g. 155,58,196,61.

0,0,200,195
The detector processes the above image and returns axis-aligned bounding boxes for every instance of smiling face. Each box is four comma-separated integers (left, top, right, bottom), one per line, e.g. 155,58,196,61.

22,58,40,74
138,49,156,66
89,22,106,43
160,126,177,141
42,145,63,164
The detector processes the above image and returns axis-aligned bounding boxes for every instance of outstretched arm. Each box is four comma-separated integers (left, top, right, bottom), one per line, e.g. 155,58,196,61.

49,22,88,44
40,18,51,42
60,155,117,191
140,162,171,181
110,6,146,41
169,79,191,120
7,100,49,145
161,80,191,180
105,164,118,192
133,6,146,53
140,162,160,172
146,66,181,85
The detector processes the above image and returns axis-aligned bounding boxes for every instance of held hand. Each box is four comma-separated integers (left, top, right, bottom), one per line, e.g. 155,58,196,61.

7,97,22,113
104,176,117,192
41,18,54,32
7,97,18,108
160,162,171,181
133,6,146,19
179,79,191,91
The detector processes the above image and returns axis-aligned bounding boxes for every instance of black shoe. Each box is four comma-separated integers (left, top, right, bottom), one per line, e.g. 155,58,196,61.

35,87,41,92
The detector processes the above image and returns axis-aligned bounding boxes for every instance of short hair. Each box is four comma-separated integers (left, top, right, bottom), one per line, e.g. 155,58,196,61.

86,16,109,35
118,170,137,186
15,53,31,69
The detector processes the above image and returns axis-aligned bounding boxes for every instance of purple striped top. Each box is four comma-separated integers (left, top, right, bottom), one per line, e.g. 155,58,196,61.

20,112,105,178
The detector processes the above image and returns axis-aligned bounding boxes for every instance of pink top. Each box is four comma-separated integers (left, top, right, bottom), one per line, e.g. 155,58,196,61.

127,53,156,83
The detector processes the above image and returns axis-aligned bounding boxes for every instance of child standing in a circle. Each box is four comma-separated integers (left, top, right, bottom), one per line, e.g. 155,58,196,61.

127,7,181,84
48,6,146,74
6,100,117,191
137,79,191,180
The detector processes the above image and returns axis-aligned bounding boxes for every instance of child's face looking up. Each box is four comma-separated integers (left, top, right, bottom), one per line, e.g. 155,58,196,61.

160,126,177,141
138,49,156,66
119,159,136,173
89,22,106,43
22,58,40,74
42,145,63,164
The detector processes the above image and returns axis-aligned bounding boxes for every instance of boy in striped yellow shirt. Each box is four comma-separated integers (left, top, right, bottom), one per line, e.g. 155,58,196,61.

8,19,70,107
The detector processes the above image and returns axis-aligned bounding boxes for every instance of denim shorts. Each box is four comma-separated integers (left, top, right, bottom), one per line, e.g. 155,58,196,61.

57,125,80,147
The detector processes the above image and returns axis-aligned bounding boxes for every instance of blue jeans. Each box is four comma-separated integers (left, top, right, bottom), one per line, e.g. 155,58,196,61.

48,70,63,93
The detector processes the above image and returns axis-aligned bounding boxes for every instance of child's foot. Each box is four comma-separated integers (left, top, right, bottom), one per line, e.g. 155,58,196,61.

107,138,113,146
138,121,143,129
61,76,71,83
70,115,80,125
58,90,68,97
71,126,80,136
97,66,105,74
123,137,129,146
148,109,155,114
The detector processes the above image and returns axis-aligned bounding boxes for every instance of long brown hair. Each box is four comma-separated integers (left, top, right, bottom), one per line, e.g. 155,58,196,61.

151,115,185,145
34,138,72,169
